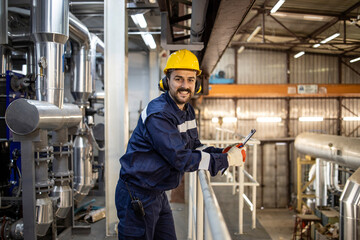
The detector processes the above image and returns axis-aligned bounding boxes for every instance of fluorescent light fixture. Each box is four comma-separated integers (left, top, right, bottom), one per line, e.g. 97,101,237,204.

223,117,237,123
131,14,147,29
270,0,285,14
303,15,324,21
343,117,360,121
141,33,156,49
294,51,305,59
299,117,323,122
256,117,282,123
313,43,321,48
237,46,245,54
247,26,262,42
212,117,219,123
350,57,360,63
320,33,340,44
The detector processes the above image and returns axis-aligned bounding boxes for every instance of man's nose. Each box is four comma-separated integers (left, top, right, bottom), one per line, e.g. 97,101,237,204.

181,80,190,88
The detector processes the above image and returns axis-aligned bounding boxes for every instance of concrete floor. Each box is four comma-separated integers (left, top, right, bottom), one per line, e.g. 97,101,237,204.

71,188,295,240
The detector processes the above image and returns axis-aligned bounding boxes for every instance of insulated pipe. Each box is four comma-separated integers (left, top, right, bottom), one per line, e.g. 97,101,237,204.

71,44,91,104
340,168,360,240
0,46,10,73
69,12,91,50
315,158,328,206
5,98,82,135
295,132,360,170
190,0,208,43
51,128,73,218
90,33,104,90
31,0,69,108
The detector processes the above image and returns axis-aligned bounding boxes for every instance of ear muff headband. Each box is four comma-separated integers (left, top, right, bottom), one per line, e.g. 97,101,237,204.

158,76,202,94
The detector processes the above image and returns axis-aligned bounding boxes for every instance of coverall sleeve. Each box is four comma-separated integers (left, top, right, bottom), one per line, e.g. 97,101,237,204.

144,113,228,176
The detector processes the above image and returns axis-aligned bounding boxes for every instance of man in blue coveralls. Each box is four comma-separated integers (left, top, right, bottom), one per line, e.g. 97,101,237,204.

115,49,246,239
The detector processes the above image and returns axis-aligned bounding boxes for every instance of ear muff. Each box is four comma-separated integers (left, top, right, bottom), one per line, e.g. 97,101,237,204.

159,76,202,94
158,76,169,92
195,80,202,94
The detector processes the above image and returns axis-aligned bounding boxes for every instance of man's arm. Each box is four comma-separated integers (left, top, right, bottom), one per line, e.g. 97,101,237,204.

144,113,228,176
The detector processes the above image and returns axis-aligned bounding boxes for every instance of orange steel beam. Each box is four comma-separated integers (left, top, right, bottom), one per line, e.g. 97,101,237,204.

206,84,360,98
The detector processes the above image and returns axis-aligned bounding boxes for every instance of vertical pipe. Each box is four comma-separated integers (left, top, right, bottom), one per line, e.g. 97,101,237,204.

0,0,8,45
31,0,69,108
105,0,128,235
315,158,328,206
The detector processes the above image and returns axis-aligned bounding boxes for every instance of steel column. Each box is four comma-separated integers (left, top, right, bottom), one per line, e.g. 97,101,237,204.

104,0,128,236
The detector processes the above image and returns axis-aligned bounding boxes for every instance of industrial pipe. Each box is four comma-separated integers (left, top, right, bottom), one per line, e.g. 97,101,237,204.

5,98,82,135
340,168,360,240
0,0,8,45
32,0,69,108
295,132,360,170
69,12,91,50
190,0,208,43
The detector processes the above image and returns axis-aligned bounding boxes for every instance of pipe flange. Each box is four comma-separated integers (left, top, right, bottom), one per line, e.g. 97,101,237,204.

35,179,54,194
53,174,72,184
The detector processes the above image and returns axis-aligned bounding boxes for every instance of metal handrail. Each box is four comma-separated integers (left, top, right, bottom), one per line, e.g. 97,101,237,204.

188,170,232,240
198,170,232,239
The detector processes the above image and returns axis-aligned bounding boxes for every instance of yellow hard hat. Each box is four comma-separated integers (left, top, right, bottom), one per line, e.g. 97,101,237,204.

163,49,202,76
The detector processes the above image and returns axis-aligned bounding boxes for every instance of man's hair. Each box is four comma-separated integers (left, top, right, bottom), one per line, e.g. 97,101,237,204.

166,69,173,80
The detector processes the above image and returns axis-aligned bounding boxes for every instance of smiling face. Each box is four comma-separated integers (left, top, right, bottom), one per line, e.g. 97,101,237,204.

167,69,197,110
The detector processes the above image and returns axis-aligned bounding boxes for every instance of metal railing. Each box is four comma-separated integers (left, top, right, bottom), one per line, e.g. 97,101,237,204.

188,170,232,240
194,127,260,236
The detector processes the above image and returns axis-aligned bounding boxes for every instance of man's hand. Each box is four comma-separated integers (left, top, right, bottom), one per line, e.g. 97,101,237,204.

226,145,246,167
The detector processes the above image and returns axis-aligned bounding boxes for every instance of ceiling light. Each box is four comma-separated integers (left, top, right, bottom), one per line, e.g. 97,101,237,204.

270,0,285,14
237,46,245,54
343,117,360,121
256,117,282,123
350,57,360,63
303,15,325,21
313,43,321,48
223,117,237,123
131,14,147,29
294,51,305,58
247,26,262,42
299,117,323,122
212,117,219,123
141,33,156,49
320,33,340,44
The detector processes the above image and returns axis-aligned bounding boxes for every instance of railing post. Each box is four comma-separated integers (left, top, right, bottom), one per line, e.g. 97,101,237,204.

237,166,245,235
188,172,195,240
197,171,204,240
252,143,257,229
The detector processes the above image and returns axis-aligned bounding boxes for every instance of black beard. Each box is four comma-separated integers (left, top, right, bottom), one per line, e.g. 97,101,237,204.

177,87,191,93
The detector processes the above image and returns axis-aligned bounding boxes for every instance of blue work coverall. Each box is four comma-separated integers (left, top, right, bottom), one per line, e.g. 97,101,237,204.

115,92,228,239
